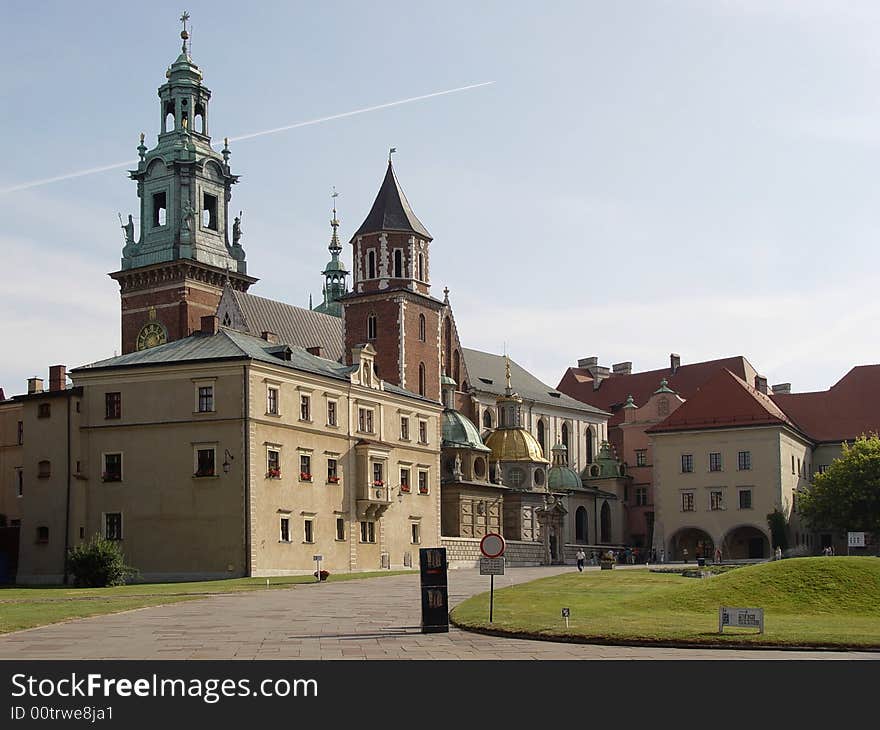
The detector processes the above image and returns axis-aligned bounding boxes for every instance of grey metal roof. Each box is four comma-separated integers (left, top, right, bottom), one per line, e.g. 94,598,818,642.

231,290,344,362
72,329,434,404
352,162,432,240
462,348,610,416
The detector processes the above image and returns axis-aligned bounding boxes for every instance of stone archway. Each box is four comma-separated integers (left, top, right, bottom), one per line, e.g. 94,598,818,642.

669,528,715,562
723,525,771,560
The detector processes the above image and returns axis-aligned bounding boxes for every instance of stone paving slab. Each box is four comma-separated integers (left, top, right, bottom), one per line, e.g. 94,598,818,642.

0,566,876,660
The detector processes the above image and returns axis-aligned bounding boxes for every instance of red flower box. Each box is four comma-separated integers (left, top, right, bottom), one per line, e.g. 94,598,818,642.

327,476,340,484
300,472,312,481
373,480,384,487
266,468,281,479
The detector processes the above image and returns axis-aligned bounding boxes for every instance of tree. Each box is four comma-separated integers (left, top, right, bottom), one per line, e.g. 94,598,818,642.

766,509,789,551
799,434,880,535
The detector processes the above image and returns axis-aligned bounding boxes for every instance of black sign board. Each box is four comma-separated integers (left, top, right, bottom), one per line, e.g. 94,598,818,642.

419,547,449,633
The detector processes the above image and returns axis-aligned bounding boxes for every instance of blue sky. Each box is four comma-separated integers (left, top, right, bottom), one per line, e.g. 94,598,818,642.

2,1,880,397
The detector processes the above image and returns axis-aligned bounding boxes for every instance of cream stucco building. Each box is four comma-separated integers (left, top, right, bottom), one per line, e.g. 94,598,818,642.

14,321,441,583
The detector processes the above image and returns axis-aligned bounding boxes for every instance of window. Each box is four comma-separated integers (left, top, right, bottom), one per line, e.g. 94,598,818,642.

304,519,314,544
418,420,428,444
197,385,214,413
411,523,421,544
103,453,123,482
38,460,51,479
300,394,311,421
105,392,121,419
152,191,167,227
267,387,279,415
373,462,384,486
739,489,752,510
280,518,290,543
267,449,281,478
536,420,546,453
16,469,23,497
195,448,215,477
367,250,376,279
508,467,524,487
327,400,337,427
202,192,218,231
482,410,493,429
681,492,695,512
36,526,49,544
737,451,751,471
709,452,722,472
418,363,426,397
327,458,338,483
635,449,647,467
797,457,801,477
418,314,426,342
394,249,403,278
105,513,123,541
358,408,374,434
418,471,429,494
400,468,411,493
417,252,424,280
360,521,376,543
681,454,694,473
17,421,23,445
299,454,312,481
335,518,345,541
635,487,648,506
791,454,795,474
37,403,51,419
400,416,410,440
710,490,724,511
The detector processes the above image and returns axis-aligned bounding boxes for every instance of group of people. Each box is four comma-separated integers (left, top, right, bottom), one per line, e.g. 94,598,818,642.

574,546,664,571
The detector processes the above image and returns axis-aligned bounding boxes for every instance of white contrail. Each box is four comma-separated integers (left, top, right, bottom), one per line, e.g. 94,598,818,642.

0,81,495,196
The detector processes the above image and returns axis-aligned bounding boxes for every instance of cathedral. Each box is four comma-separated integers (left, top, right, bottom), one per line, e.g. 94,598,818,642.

1,21,630,582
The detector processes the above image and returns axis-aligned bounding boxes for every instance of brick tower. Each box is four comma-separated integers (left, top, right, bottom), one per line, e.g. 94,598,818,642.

110,16,256,354
342,155,443,401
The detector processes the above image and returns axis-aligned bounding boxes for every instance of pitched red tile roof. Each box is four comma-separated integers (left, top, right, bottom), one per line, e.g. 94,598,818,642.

557,356,758,426
771,365,880,443
646,369,800,435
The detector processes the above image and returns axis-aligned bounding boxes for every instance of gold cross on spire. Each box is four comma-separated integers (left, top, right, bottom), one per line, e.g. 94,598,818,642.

179,11,191,53
180,11,191,32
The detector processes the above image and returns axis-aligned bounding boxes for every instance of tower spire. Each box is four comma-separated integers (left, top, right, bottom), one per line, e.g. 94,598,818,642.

312,188,349,318
180,10,191,55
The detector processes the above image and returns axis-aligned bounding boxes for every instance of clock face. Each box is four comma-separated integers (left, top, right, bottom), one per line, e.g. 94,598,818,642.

136,322,167,351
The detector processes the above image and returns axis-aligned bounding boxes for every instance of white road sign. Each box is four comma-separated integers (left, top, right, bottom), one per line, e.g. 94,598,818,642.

848,532,865,548
718,606,764,634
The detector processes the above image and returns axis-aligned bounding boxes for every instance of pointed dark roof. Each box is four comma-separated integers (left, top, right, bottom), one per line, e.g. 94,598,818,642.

352,162,432,240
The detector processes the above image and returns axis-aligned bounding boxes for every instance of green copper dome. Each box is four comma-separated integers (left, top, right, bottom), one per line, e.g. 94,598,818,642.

442,409,491,451
548,464,582,490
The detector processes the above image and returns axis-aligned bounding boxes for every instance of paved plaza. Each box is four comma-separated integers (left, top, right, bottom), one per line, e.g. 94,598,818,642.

0,567,876,660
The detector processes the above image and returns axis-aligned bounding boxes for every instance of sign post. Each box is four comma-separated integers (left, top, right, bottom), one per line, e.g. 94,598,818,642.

480,533,506,623
313,554,323,582
847,532,865,556
718,606,764,634
562,607,570,629
419,547,449,633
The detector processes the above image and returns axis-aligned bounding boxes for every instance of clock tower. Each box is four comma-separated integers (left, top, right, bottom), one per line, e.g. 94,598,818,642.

110,16,256,354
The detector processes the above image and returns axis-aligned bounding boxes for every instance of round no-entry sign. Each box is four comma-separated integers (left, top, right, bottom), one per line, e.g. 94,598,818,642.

480,533,505,559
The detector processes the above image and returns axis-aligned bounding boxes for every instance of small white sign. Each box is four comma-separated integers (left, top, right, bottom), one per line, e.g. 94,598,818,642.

312,555,323,562
848,532,866,548
561,608,570,618
480,557,505,575
719,606,764,634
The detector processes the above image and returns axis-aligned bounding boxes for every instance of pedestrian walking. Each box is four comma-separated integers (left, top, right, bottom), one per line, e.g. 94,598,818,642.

714,546,722,564
682,547,689,563
775,546,782,561
576,548,586,572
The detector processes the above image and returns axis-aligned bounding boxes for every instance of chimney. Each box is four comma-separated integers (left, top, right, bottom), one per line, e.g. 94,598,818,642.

261,331,279,345
306,346,323,357
48,365,67,392
592,366,611,390
755,375,768,394
27,377,44,395
201,315,219,335
578,357,598,370
772,383,791,395
612,361,632,376
670,353,681,375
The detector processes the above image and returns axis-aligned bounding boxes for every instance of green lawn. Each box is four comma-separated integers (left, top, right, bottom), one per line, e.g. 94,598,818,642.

0,570,416,634
451,557,880,649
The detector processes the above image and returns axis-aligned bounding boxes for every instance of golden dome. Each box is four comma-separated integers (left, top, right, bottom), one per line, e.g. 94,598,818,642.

484,428,549,464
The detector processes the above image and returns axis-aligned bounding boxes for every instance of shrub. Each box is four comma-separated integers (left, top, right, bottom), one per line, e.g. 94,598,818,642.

66,534,137,587
767,509,789,551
